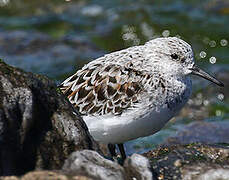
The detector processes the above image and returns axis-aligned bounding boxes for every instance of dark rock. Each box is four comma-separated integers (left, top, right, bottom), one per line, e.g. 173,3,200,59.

144,143,229,180
124,153,153,180
0,60,100,176
62,150,126,180
165,121,229,146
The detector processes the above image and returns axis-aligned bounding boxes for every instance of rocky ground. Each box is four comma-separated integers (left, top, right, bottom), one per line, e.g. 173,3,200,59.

144,144,229,180
0,61,229,180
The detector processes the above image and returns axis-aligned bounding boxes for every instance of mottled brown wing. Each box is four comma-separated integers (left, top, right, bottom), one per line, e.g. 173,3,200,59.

59,63,150,116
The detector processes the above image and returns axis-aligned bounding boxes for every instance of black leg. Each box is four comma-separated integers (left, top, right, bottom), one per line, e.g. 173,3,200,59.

118,143,126,160
108,144,116,157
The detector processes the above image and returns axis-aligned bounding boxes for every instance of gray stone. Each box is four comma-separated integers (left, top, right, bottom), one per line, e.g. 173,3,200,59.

182,164,229,180
62,150,126,180
124,153,153,180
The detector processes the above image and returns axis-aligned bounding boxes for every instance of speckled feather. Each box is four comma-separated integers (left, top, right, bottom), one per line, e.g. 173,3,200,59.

60,37,194,143
60,63,146,115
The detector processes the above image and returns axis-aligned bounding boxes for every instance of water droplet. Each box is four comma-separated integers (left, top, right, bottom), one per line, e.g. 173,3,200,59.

0,0,9,6
203,37,210,45
203,100,209,106
195,93,203,105
141,22,154,40
217,93,224,100
162,30,170,37
209,40,216,47
220,39,228,46
209,57,216,64
176,34,181,39
81,5,103,17
103,132,108,136
215,110,222,116
122,25,140,45
195,99,202,106
133,39,140,45
199,51,207,58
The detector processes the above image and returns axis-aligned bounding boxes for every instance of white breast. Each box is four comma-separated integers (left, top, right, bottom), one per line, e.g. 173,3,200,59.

83,77,192,144
83,94,189,144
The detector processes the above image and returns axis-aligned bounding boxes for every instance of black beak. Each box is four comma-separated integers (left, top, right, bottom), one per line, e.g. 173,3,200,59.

190,65,224,87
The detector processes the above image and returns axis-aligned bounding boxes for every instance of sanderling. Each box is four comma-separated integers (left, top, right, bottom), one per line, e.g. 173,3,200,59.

59,37,224,159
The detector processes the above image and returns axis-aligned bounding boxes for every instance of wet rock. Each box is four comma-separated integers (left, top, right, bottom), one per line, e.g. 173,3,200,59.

62,150,126,180
165,121,229,145
0,30,103,79
124,153,153,180
144,143,229,180
0,60,100,176
0,30,52,54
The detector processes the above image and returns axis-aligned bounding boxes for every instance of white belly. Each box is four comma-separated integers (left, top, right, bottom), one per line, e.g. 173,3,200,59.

83,105,177,144
83,78,192,144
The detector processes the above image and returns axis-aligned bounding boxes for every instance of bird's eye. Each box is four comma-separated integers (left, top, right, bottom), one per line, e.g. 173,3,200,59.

171,53,179,60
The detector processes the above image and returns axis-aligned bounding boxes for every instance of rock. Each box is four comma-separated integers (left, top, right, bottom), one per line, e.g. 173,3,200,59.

0,30,103,79
124,153,153,180
182,164,229,180
0,171,93,180
0,60,100,176
165,121,229,146
62,150,126,180
0,176,18,180
0,30,52,54
144,143,229,180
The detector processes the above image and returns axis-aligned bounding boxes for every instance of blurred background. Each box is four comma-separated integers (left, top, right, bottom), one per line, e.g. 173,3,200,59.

0,0,228,155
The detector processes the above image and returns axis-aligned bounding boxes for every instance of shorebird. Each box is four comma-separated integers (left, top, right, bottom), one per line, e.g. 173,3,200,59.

59,37,224,160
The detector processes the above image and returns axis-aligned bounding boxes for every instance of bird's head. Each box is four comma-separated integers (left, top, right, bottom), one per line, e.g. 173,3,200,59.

144,37,224,87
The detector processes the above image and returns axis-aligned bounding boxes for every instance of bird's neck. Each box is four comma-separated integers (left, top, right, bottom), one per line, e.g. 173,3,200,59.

141,71,192,111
